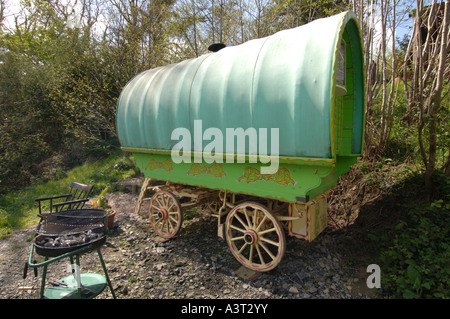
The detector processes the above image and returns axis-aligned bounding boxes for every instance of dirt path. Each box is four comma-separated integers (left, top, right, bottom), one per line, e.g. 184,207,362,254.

0,190,378,300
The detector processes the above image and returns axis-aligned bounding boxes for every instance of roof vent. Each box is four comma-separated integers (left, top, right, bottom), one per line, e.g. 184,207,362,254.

208,43,226,52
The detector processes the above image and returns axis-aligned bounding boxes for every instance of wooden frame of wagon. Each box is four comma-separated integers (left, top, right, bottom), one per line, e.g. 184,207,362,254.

135,178,330,272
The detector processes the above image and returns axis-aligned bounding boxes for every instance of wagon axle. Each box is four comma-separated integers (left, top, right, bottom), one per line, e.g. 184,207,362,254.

157,208,168,221
243,230,258,245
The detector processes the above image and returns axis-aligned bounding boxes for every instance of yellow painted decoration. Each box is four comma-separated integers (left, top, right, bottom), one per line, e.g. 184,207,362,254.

186,163,226,178
145,158,173,172
237,166,296,187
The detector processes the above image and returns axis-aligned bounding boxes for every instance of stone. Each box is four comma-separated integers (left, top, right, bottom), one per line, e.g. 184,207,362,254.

289,286,299,294
308,286,318,293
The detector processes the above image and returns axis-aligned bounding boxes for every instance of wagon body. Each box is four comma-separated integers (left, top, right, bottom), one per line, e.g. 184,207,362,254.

116,11,365,271
117,11,364,203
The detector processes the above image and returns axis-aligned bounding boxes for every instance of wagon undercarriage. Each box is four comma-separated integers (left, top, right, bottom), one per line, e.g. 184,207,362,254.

140,180,329,272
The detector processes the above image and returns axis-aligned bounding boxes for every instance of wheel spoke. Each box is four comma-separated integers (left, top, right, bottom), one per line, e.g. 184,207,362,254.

167,218,175,232
155,197,164,209
243,208,252,228
150,211,159,218
161,194,167,207
167,201,175,211
255,215,268,232
165,219,171,232
231,235,245,241
259,241,276,260
259,227,277,236
255,244,265,265
252,210,258,228
249,244,254,262
238,242,248,254
260,235,280,246
152,201,162,210
154,217,163,225
156,218,164,230
169,216,179,225
230,224,246,233
234,214,249,230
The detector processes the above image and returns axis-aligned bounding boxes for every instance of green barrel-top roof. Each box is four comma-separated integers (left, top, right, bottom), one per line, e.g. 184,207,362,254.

116,11,365,161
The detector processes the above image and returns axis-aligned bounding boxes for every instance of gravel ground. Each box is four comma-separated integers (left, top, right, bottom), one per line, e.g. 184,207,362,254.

0,190,378,302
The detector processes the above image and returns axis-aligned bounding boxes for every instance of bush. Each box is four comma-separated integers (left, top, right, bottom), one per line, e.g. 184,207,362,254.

0,208,12,237
380,204,450,298
371,172,450,298
0,152,138,238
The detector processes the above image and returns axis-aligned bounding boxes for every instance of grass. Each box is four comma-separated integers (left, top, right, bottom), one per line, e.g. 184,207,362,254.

0,151,139,239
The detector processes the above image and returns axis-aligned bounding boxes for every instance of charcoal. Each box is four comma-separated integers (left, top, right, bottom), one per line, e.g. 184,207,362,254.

44,241,54,247
36,228,104,249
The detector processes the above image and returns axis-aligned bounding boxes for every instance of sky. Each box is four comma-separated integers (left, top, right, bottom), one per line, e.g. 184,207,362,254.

2,0,104,33
3,0,434,46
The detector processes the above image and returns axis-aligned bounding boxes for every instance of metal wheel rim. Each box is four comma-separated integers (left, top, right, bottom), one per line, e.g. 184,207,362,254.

225,202,286,272
149,191,183,239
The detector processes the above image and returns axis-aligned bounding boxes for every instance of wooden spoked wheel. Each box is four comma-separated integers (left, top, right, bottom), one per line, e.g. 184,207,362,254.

149,191,183,239
225,202,286,272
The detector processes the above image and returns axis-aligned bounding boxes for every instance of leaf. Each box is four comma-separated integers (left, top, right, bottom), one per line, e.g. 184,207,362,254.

422,282,431,290
406,264,421,281
403,289,419,299
405,259,416,266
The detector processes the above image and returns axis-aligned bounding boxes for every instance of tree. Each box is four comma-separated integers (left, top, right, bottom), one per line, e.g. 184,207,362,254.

0,0,175,192
0,0,66,191
377,0,399,152
170,0,204,57
0,0,5,29
402,0,449,194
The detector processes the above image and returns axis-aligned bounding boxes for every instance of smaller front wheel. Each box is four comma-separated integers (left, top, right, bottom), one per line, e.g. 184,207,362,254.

149,191,183,239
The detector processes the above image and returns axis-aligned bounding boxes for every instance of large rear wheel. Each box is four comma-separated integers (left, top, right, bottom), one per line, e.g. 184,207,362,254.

225,202,286,272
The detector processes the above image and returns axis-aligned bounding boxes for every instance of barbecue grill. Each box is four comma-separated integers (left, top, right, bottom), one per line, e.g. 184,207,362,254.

34,209,107,257
25,209,116,299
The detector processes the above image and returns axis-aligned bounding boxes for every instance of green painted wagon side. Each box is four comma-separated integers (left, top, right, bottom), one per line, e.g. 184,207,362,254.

116,11,365,203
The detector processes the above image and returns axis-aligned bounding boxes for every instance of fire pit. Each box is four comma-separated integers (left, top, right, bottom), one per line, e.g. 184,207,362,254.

34,209,107,257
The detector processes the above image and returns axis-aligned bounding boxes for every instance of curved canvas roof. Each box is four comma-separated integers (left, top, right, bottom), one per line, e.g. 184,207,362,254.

116,11,364,160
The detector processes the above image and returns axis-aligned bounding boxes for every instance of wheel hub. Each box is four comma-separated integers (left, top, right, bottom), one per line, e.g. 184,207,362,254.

158,208,168,220
243,230,258,245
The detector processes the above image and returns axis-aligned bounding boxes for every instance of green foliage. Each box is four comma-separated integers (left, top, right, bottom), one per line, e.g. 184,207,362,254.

0,208,12,238
368,172,450,299
0,152,138,239
0,0,152,194
96,186,110,208
381,205,450,298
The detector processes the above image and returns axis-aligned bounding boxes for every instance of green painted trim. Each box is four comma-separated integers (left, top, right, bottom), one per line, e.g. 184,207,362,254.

121,147,335,167
330,13,365,159
132,152,339,203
